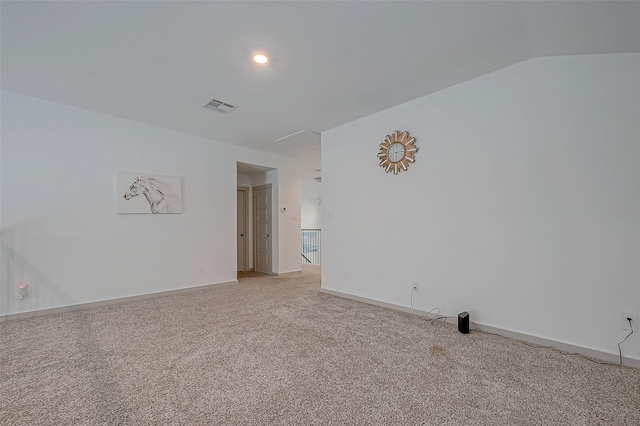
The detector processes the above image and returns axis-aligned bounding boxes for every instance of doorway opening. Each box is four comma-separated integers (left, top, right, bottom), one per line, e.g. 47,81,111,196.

237,186,249,272
237,162,276,275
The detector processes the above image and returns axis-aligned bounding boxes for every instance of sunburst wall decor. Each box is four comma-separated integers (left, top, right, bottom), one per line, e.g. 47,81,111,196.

377,130,418,175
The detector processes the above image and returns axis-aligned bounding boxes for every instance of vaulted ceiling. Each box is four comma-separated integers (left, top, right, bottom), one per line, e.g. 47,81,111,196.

2,1,639,166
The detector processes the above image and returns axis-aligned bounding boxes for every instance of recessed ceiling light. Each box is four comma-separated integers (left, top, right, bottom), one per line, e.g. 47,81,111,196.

253,53,269,65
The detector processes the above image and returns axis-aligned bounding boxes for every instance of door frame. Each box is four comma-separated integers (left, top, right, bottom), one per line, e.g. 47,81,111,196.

253,183,273,275
237,186,249,272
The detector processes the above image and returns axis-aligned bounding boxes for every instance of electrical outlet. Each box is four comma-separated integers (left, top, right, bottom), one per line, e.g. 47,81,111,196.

620,312,638,331
343,272,349,280
412,281,419,291
197,266,204,275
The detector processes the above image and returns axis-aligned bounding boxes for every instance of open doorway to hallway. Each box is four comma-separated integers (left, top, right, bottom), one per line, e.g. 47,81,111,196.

301,168,322,266
237,162,276,275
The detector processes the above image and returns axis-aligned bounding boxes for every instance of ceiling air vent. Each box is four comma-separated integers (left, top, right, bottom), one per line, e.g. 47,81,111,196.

202,97,237,114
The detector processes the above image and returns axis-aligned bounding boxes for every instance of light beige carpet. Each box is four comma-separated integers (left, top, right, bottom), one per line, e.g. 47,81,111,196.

1,265,638,425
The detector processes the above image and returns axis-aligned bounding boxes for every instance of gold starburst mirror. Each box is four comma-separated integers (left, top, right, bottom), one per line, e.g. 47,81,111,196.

378,130,418,175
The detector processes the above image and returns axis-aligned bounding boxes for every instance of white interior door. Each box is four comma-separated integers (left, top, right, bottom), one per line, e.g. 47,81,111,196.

253,184,272,274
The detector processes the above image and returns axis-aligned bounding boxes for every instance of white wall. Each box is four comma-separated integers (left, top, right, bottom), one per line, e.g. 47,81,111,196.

237,173,252,188
322,54,640,361
1,91,302,316
299,155,322,230
301,188,322,229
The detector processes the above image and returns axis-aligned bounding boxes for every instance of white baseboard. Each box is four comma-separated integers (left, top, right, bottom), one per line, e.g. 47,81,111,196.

275,269,304,277
320,288,640,369
0,280,238,322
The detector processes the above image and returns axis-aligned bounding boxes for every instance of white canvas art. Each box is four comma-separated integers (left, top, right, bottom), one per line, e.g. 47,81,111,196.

117,173,183,214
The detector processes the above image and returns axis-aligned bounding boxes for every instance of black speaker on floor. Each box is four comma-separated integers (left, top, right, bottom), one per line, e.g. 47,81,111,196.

458,311,469,334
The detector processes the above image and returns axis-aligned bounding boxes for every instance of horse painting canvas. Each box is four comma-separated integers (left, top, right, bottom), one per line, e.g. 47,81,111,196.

117,173,182,214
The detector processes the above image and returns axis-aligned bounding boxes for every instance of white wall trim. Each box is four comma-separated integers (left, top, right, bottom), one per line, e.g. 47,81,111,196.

0,280,238,323
320,288,640,369
275,269,303,277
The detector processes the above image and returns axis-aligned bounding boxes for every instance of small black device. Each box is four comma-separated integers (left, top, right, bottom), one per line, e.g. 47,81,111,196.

458,311,469,334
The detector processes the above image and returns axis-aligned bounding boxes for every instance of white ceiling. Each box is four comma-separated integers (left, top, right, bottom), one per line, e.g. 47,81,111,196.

2,1,639,168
